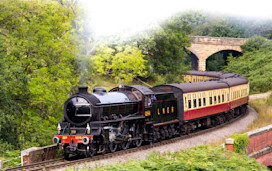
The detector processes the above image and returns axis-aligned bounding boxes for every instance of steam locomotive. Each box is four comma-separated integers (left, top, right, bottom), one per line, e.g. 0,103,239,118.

53,71,249,158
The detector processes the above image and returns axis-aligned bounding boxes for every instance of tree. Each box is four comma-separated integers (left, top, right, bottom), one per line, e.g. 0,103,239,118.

0,0,78,149
206,53,225,71
193,15,247,38
93,43,147,84
241,36,266,53
224,38,272,93
138,13,201,76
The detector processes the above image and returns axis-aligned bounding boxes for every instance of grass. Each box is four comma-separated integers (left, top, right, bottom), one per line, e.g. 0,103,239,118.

247,94,272,131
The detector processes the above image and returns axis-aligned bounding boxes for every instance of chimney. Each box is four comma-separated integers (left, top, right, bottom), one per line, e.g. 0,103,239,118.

78,87,88,94
93,87,106,94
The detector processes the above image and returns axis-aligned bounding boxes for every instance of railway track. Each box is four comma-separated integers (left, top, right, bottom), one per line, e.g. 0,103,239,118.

6,109,249,171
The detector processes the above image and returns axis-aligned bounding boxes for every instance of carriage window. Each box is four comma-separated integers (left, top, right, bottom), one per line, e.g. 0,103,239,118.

228,93,229,101
203,98,206,106
218,95,221,103
193,99,197,108
199,98,202,107
188,100,192,109
210,97,212,105
222,94,225,102
214,96,217,104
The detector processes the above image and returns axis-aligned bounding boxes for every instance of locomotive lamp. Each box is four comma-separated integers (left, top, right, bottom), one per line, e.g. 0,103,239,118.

86,123,91,134
57,123,61,134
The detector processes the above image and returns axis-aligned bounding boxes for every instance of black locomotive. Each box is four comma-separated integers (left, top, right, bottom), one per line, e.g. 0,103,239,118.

53,71,249,158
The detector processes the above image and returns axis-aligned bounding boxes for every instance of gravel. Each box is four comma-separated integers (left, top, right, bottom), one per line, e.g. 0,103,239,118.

249,92,271,101
56,106,258,170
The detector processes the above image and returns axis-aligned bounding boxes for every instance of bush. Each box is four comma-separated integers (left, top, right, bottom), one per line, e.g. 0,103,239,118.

65,145,267,171
224,39,272,93
241,36,266,53
230,133,249,154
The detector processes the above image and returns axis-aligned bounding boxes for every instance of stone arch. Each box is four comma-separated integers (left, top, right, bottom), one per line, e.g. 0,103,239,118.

185,51,199,70
202,46,243,60
206,50,243,71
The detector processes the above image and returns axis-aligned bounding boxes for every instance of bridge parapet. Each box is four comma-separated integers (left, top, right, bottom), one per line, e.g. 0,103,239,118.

191,36,248,46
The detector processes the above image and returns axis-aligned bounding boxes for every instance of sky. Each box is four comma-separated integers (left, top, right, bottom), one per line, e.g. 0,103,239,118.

80,0,272,37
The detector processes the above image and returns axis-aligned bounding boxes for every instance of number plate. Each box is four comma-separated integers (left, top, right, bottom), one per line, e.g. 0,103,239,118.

71,130,76,134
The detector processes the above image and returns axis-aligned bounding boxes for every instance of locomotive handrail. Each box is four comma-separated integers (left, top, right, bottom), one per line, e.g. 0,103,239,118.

95,101,139,106
90,115,146,124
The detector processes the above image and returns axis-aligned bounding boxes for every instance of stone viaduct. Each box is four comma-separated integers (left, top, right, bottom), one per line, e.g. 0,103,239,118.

188,36,248,71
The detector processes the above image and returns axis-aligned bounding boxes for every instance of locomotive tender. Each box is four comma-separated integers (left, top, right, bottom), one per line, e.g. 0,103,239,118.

53,71,249,158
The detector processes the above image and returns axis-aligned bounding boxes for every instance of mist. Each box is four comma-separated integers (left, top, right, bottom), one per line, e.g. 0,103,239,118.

79,0,272,38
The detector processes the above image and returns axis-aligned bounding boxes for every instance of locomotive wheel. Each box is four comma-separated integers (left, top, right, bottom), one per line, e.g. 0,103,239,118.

153,128,160,142
120,140,131,150
119,122,131,150
133,124,143,147
167,126,173,138
63,146,70,160
160,129,166,140
108,142,118,153
88,145,95,157
64,153,69,160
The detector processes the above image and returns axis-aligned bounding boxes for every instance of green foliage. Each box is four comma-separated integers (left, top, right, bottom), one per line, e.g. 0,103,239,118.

193,13,272,39
149,73,185,85
193,15,247,38
224,38,272,93
206,53,225,71
66,145,267,171
93,43,147,84
0,0,78,156
138,12,201,75
206,50,242,71
230,134,249,154
241,36,266,52
1,150,21,169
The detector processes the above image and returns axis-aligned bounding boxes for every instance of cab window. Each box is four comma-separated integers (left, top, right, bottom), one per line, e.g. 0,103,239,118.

145,95,152,107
